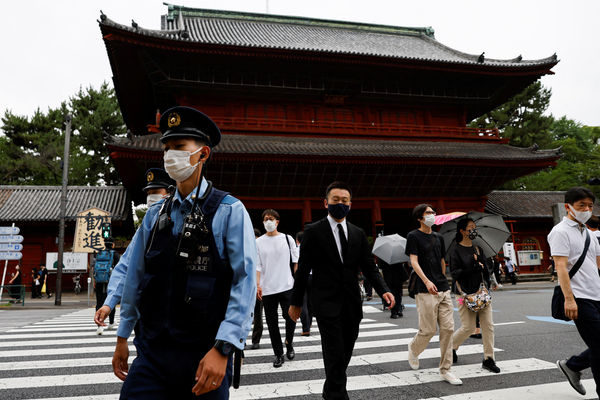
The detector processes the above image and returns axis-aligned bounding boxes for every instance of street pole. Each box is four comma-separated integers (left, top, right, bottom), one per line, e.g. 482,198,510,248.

55,114,71,306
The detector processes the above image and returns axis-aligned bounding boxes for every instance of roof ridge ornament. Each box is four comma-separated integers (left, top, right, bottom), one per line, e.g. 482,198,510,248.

478,52,485,63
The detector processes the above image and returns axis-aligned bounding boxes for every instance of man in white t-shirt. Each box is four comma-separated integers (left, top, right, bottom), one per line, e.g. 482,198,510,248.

256,209,299,368
548,187,600,398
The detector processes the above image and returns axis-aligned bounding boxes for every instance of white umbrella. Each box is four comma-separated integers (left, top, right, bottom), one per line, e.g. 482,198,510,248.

372,234,409,264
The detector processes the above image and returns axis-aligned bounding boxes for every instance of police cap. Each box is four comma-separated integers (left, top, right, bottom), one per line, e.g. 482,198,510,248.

159,106,221,147
142,168,175,193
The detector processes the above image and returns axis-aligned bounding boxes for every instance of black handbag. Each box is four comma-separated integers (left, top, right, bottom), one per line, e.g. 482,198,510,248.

407,270,418,299
551,229,590,321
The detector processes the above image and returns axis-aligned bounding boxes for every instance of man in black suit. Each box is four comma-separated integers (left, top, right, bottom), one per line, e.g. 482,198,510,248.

289,181,395,400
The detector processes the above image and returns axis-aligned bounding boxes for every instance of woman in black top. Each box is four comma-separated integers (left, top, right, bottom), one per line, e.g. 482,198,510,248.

449,218,500,373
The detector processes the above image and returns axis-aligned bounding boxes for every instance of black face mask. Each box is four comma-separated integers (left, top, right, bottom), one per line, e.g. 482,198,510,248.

328,203,350,220
468,229,478,240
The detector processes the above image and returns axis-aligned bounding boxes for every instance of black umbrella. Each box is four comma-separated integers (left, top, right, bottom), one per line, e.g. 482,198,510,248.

438,211,511,259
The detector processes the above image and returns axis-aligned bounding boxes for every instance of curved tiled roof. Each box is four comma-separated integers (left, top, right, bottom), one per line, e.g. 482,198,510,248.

485,191,568,218
0,186,130,222
110,133,561,162
99,5,557,68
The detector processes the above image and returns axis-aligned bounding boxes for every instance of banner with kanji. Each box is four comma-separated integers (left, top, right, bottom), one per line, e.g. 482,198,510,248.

74,208,111,253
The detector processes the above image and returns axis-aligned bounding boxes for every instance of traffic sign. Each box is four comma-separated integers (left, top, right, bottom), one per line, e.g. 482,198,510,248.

0,235,24,243
0,243,23,251
0,227,19,235
0,252,22,260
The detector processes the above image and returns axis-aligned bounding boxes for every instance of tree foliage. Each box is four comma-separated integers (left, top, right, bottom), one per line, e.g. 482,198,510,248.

0,83,126,185
471,81,600,196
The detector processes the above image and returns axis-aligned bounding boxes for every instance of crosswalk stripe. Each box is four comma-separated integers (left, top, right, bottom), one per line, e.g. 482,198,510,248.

0,344,496,373
418,378,597,400
0,336,121,348
248,327,417,345
241,345,500,375
29,396,118,400
7,326,111,333
230,358,556,399
0,330,120,339
0,345,136,358
244,336,438,358
0,372,120,389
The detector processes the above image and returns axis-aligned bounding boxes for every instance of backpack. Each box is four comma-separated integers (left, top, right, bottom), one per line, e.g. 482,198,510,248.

94,250,114,283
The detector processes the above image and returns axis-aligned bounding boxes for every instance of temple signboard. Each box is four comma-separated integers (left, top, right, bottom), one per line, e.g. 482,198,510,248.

74,208,111,253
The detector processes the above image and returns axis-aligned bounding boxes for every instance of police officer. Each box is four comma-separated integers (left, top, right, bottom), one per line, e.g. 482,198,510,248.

94,168,174,328
111,106,257,399
144,168,175,206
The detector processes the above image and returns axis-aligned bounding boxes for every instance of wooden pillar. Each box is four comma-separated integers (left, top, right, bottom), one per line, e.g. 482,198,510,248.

437,198,446,214
372,200,382,237
302,200,312,226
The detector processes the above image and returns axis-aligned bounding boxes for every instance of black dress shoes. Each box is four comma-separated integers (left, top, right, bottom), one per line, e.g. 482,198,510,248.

273,355,285,368
286,342,295,360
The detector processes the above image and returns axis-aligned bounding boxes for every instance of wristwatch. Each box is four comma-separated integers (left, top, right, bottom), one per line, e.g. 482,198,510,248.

214,340,235,356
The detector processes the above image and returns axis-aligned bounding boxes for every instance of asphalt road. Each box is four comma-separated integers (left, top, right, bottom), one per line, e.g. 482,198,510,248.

0,283,597,399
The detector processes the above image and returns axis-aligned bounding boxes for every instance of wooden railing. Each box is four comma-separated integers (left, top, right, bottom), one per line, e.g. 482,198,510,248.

211,117,502,141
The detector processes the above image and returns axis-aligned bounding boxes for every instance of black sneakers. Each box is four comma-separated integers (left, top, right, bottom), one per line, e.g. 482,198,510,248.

482,357,500,373
286,342,295,360
273,355,285,368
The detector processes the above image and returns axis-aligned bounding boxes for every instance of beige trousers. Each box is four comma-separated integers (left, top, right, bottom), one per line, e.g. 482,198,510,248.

409,290,454,373
452,301,495,360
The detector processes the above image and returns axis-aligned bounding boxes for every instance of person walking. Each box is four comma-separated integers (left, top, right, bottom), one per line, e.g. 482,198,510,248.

31,266,41,299
406,203,462,385
504,257,517,285
256,209,299,368
39,263,52,298
94,240,120,335
450,218,500,373
379,260,407,318
249,228,264,350
289,181,395,400
94,168,173,328
111,106,256,399
549,187,600,397
8,265,22,303
296,231,313,336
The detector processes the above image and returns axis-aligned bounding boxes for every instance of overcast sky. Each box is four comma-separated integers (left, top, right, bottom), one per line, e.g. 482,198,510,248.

1,0,598,125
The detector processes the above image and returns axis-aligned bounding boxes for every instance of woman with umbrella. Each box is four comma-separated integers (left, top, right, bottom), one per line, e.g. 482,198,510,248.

449,218,500,373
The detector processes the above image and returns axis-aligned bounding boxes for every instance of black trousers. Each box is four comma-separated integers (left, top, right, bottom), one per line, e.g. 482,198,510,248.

300,275,313,333
566,298,600,398
316,304,361,400
381,265,404,314
251,298,263,345
95,283,115,324
262,289,296,357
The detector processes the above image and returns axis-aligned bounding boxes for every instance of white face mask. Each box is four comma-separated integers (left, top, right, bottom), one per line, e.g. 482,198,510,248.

163,147,202,182
264,220,277,232
146,194,164,207
568,204,592,225
423,214,436,227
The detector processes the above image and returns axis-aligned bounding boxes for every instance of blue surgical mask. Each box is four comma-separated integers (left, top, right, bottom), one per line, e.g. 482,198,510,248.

328,203,350,220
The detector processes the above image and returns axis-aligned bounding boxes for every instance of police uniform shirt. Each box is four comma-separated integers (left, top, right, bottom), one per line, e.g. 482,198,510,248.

116,178,257,349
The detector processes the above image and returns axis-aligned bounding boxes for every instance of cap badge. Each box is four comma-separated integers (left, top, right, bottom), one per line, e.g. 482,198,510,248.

168,112,181,128
147,171,154,182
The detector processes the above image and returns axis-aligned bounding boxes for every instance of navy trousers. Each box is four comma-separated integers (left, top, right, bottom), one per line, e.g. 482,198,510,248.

121,338,232,400
566,298,600,398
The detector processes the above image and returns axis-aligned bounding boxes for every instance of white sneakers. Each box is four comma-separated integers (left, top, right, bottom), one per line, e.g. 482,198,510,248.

441,371,463,385
106,323,114,331
407,346,419,370
96,326,105,335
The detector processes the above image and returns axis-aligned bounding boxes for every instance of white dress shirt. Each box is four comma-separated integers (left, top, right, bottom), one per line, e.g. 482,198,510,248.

327,214,348,262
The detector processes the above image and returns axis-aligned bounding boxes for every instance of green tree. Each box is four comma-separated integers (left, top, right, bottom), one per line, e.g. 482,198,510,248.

0,83,126,185
470,81,554,148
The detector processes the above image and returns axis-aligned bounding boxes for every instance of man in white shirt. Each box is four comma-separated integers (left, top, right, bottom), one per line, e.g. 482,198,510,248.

548,187,600,398
256,209,299,368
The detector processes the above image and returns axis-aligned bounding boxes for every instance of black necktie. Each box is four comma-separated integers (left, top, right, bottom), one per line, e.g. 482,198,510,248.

337,223,348,262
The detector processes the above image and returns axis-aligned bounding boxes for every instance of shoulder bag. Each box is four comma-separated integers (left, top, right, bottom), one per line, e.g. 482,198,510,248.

455,246,491,312
551,229,590,321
